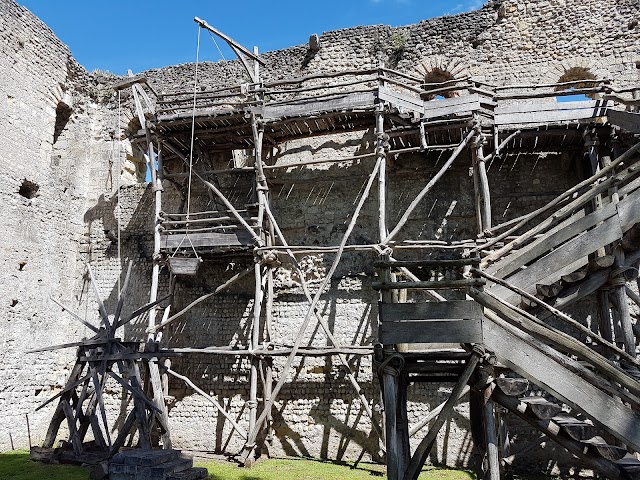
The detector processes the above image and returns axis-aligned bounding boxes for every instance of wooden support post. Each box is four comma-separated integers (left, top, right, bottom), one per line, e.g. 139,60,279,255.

241,157,384,461
597,290,615,348
377,64,388,242
385,128,475,244
382,358,401,480
483,399,500,480
403,350,482,480
472,122,491,232
613,245,636,356
248,263,264,451
397,373,410,477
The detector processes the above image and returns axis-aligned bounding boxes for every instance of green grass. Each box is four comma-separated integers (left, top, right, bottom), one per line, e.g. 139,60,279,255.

0,450,476,480
196,457,476,480
0,450,88,480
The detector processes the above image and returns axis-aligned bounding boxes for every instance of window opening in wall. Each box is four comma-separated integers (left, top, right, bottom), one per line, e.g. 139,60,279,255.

423,68,460,100
554,66,596,103
53,101,72,144
18,179,39,199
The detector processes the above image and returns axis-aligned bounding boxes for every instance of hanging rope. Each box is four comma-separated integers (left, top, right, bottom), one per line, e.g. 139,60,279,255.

208,31,226,62
172,25,202,259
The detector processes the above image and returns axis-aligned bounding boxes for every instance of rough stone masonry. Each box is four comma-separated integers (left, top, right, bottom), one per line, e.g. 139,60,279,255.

0,0,638,472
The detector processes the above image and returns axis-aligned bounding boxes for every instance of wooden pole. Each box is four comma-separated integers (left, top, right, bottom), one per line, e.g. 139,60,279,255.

377,63,388,241
263,198,386,445
248,263,264,447
403,350,482,480
613,245,636,356
385,128,475,244
474,125,491,231
241,157,383,461
165,368,248,439
479,140,640,258
484,399,500,480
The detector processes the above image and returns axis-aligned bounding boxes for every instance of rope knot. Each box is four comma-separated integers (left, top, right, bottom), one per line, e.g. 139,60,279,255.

377,353,404,377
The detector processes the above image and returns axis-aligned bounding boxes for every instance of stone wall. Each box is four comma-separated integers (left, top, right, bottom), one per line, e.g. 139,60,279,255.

1,0,638,473
0,0,123,452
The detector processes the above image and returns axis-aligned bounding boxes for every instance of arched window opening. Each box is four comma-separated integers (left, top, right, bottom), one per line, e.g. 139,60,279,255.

423,68,459,100
554,67,597,102
53,101,72,144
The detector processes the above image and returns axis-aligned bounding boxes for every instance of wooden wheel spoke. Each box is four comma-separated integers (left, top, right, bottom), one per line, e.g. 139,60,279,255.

112,260,133,327
87,263,112,332
90,366,113,448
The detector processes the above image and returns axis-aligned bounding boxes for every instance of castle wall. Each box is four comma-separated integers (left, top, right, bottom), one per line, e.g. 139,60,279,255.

0,0,120,451
1,0,638,472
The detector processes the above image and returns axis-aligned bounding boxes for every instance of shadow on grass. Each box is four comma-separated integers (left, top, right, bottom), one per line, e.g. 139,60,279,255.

0,450,88,480
198,455,476,480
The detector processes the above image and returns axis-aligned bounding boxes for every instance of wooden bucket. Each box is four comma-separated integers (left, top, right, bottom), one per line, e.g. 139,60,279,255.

169,256,202,275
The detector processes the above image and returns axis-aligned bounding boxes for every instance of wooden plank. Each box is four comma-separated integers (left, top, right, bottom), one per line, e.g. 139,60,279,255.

617,186,640,232
372,279,486,290
380,301,482,321
378,86,424,114
487,203,615,279
423,93,481,112
374,257,481,268
263,92,376,120
495,100,605,115
490,214,623,300
423,96,482,119
608,110,640,134
379,319,482,344
483,318,640,452
160,231,254,249
495,107,608,125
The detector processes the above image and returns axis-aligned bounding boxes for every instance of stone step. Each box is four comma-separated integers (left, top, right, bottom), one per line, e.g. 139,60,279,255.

168,466,209,480
112,448,181,467
147,457,193,477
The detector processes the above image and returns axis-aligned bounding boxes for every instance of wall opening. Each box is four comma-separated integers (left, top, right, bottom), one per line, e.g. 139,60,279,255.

18,179,39,199
555,67,597,102
423,68,459,100
53,101,72,144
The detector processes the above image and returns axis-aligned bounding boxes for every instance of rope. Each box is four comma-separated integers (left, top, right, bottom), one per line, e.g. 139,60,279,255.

186,26,201,227
603,265,639,289
376,352,405,377
208,31,226,62
173,24,202,262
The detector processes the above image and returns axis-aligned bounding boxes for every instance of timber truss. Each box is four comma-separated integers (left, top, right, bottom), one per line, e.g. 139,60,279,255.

36,17,640,479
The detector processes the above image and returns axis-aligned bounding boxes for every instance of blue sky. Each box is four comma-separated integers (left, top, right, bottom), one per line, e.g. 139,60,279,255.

19,0,485,75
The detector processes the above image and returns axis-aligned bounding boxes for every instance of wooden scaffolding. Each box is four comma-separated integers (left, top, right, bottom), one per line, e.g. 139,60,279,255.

37,17,640,480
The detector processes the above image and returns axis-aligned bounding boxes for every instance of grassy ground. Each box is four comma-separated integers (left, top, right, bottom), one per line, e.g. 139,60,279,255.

0,450,87,480
0,450,476,480
195,456,475,480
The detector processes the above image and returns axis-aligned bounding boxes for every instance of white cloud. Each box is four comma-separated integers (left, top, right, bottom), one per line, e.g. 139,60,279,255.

449,0,484,14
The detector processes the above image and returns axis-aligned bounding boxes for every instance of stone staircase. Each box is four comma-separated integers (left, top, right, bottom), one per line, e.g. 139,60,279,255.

108,449,208,480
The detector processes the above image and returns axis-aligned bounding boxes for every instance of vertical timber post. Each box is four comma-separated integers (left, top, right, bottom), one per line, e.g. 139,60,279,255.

472,119,491,233
131,72,173,449
247,45,268,463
